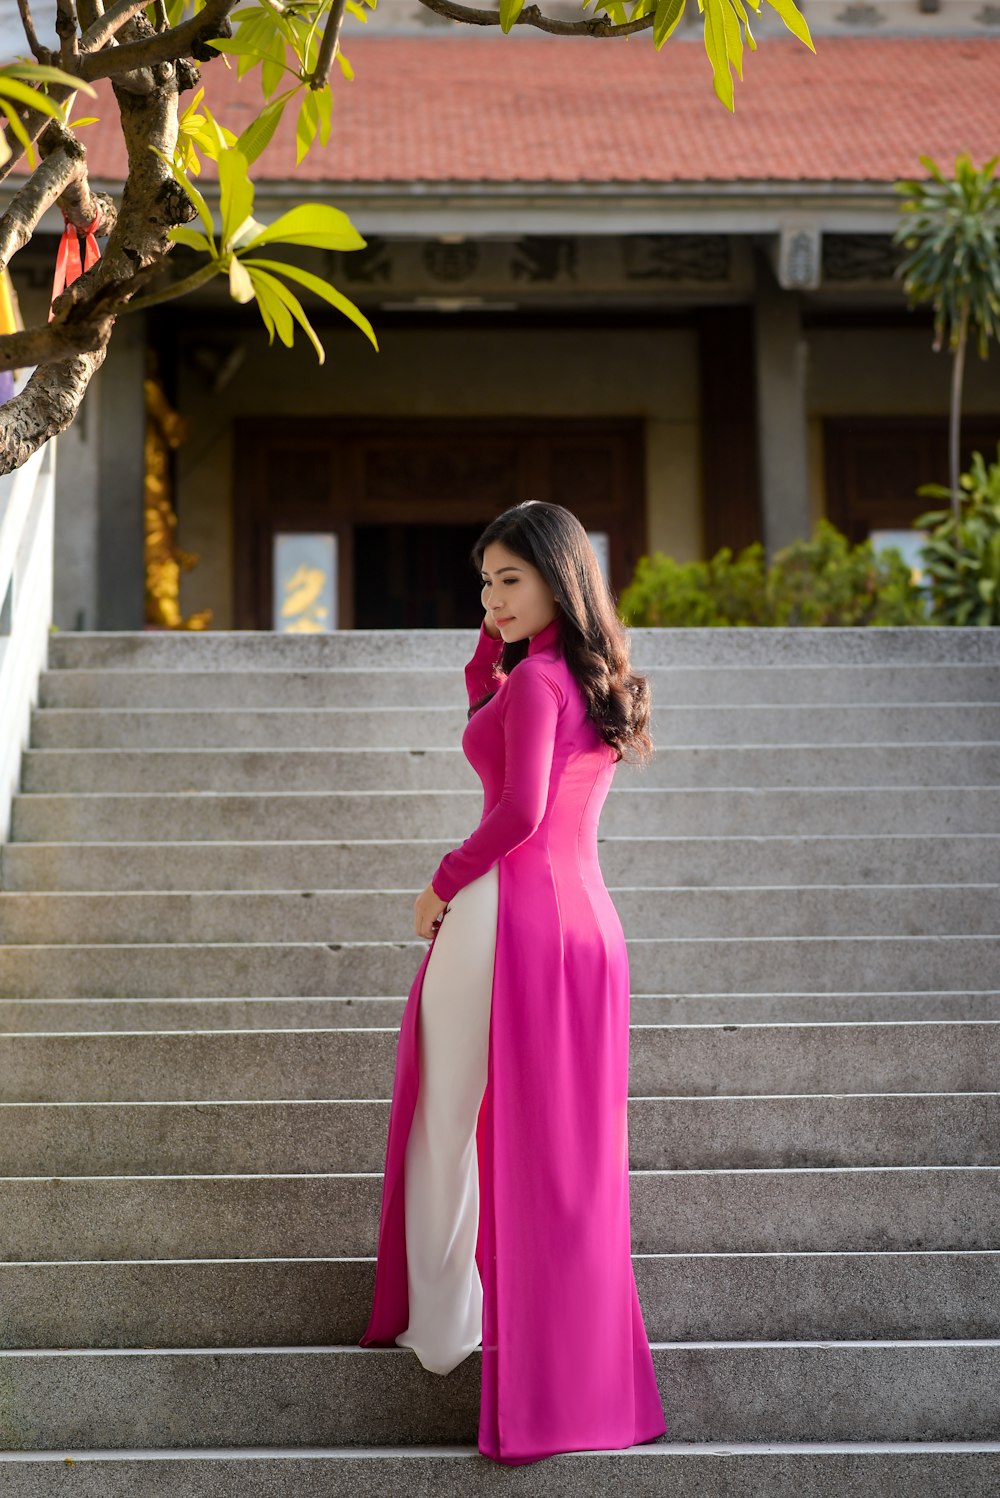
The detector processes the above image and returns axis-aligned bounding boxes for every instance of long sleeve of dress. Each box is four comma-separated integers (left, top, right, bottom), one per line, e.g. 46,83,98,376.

464,618,505,706
430,655,563,904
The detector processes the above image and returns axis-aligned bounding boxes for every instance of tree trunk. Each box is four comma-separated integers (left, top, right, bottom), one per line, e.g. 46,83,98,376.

949,304,969,525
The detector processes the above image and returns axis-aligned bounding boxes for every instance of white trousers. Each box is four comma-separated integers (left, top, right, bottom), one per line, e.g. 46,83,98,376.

394,862,499,1376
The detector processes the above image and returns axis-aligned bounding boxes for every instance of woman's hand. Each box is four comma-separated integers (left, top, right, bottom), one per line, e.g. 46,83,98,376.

415,882,449,942
483,610,502,639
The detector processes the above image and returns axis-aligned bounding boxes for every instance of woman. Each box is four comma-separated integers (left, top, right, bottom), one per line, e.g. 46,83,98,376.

359,501,668,1465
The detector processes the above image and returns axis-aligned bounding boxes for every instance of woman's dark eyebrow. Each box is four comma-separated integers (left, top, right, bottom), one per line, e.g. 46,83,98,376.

480,566,524,577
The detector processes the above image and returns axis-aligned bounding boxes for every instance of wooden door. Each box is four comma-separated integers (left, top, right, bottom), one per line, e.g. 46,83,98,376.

824,415,1000,542
233,418,646,629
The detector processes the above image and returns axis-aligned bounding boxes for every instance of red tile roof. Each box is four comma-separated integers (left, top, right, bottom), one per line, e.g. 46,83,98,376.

26,35,1000,185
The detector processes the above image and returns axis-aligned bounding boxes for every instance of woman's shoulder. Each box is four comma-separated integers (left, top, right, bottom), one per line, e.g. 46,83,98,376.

501,653,567,707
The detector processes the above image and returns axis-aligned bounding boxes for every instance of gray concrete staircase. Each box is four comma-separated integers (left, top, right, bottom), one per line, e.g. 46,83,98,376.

0,626,998,1495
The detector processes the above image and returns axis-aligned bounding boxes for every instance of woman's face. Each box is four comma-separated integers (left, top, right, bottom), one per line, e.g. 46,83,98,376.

480,541,559,644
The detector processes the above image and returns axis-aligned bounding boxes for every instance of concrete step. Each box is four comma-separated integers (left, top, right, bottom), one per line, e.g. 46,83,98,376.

1,936,996,998
19,744,1000,794
3,834,997,893
2,1252,998,1348
3,1340,999,1446
3,1444,1000,1498
1,1167,996,1258
45,625,1000,670
38,662,1000,708
4,991,1000,1032
3,1092,996,1176
28,704,1000,751
2,884,997,945
1,1023,997,1104
12,787,1000,843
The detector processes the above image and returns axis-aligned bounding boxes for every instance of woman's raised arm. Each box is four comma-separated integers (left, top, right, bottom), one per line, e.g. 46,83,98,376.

464,618,505,709
430,660,563,904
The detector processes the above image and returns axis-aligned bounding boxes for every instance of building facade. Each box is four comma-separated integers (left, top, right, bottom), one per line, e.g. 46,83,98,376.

3,1,1000,630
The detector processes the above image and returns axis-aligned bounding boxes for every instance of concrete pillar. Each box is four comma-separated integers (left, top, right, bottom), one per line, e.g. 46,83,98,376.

96,315,147,629
752,246,811,556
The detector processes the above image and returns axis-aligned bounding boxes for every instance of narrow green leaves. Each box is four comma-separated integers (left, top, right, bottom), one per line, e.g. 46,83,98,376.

764,0,815,51
703,0,734,111
158,138,375,361
0,60,95,167
653,0,685,51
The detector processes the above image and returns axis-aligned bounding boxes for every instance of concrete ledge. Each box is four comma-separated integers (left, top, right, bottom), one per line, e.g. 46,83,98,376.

2,1343,999,1447
1,1444,999,1498
27,704,1000,751
1,1252,999,1348
36,661,1000,708
1,936,997,999
13,787,1000,844
1,1022,998,1103
45,627,1000,671
3,1092,996,1176
19,744,1000,794
0,1167,996,1258
3,835,997,894
2,884,998,946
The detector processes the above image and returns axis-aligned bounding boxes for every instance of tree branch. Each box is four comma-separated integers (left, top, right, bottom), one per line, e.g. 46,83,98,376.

56,0,81,65
0,350,107,475
17,0,51,62
310,0,347,89
80,0,161,54
77,0,237,81
0,123,117,276
414,0,655,35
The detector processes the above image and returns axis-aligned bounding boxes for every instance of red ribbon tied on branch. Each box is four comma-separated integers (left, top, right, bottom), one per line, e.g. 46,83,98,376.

48,208,102,322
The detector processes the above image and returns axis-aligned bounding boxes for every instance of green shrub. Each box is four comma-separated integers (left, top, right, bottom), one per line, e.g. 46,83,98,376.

619,520,927,627
915,443,1000,626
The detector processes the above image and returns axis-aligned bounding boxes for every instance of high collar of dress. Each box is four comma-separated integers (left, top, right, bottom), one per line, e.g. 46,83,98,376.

527,613,563,657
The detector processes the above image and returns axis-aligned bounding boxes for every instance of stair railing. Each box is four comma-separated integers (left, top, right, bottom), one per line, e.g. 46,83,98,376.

0,385,56,848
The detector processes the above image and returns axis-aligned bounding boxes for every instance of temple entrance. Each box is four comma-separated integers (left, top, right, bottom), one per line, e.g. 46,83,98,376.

232,417,645,630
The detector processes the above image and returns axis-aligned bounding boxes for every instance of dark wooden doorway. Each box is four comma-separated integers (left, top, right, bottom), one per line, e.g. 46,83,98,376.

824,415,1000,542
232,418,646,629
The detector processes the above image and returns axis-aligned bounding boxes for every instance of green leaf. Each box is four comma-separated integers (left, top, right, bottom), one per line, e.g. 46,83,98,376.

721,0,744,79
167,225,215,252
0,97,36,165
247,265,324,359
703,0,734,112
499,0,525,31
217,147,255,249
3,61,96,95
764,0,815,50
236,88,299,164
653,0,685,50
242,256,380,349
315,81,333,146
295,89,319,165
248,267,295,347
729,0,757,46
0,75,68,118
239,203,367,252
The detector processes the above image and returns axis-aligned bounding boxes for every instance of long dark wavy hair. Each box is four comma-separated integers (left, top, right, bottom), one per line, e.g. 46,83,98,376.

467,501,653,766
